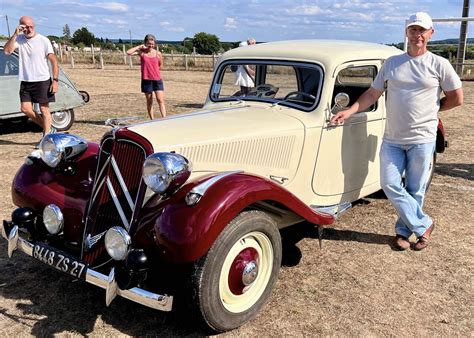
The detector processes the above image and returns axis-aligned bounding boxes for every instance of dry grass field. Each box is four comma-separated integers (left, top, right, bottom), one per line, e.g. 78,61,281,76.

0,65,472,336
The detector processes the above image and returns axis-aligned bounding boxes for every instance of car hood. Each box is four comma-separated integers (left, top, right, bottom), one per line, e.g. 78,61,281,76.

128,104,305,181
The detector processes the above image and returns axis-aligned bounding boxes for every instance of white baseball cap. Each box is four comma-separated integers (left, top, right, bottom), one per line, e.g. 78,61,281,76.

406,12,433,30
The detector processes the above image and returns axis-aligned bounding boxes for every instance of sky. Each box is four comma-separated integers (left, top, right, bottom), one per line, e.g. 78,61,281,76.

0,0,470,44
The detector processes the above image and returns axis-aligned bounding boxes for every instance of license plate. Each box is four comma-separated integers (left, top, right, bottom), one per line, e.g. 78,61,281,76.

32,243,88,280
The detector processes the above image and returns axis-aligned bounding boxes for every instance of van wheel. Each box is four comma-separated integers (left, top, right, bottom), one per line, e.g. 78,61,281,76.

52,108,75,131
191,211,282,332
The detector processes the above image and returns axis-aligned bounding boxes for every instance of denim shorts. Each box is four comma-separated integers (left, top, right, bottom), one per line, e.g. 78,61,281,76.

141,79,164,93
20,79,55,103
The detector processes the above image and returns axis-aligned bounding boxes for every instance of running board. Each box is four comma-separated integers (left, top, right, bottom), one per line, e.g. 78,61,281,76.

311,202,352,219
311,202,352,249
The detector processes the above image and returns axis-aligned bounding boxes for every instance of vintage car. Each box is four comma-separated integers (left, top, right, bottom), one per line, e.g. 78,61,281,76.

1,40,447,332
0,43,89,130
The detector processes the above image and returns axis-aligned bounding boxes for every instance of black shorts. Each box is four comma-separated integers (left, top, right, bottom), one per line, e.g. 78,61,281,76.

20,79,55,104
141,79,164,93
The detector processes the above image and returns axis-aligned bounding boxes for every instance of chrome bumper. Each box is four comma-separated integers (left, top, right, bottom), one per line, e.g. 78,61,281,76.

1,222,173,312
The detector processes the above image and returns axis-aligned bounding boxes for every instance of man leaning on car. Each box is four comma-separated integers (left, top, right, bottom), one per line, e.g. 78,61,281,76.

4,15,59,141
331,12,463,251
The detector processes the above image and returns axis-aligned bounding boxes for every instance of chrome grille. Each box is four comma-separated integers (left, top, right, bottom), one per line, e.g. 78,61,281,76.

82,136,147,264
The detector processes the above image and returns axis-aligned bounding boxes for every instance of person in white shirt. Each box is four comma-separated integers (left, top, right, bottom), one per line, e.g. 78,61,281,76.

234,38,256,95
331,12,463,251
4,16,59,138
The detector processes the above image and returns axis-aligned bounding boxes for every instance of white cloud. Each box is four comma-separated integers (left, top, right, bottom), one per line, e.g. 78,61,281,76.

102,18,127,25
63,13,92,19
53,0,128,12
159,21,184,32
93,2,128,12
286,5,331,15
224,17,237,29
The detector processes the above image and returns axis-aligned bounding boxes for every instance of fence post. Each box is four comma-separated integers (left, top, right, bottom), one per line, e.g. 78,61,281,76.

185,54,188,71
99,50,104,69
70,51,75,69
91,44,95,67
59,44,63,63
128,55,133,69
122,44,127,64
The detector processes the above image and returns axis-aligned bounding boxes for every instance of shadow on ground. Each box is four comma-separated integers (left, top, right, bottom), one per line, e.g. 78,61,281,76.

175,103,204,109
435,163,473,180
0,119,41,135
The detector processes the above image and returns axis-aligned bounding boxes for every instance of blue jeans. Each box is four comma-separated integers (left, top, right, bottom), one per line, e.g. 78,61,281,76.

380,141,435,238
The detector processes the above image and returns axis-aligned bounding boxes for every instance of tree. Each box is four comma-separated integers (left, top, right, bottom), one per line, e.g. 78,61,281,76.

72,27,95,46
192,32,220,55
63,24,71,41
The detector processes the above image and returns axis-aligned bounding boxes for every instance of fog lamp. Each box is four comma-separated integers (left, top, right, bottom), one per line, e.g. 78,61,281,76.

105,226,131,261
43,204,64,235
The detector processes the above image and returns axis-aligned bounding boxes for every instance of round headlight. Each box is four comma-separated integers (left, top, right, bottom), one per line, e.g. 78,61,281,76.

105,226,131,261
40,134,87,168
40,135,63,167
43,204,64,235
143,153,192,194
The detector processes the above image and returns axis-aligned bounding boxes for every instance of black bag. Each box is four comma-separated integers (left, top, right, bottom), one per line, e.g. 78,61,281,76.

230,65,238,72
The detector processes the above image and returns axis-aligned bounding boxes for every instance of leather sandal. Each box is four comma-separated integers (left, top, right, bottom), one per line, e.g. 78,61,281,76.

414,223,435,251
395,235,410,251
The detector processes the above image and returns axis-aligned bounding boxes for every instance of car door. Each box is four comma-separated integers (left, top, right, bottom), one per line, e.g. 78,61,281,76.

0,49,22,118
312,61,384,202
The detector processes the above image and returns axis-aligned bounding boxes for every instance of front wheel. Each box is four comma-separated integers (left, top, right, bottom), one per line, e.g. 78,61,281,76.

191,210,282,332
51,108,75,131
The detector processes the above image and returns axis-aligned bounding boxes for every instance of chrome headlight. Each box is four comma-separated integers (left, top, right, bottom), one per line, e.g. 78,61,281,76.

42,204,64,234
105,226,131,261
40,133,87,168
142,153,192,194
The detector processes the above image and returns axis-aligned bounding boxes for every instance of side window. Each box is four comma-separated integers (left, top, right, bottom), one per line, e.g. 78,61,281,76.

333,65,377,113
0,51,19,76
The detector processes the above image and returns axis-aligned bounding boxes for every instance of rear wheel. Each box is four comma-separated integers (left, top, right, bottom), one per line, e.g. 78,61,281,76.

191,210,282,332
51,108,75,131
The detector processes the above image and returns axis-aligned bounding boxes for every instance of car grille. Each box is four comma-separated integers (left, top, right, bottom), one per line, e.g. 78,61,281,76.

82,135,147,265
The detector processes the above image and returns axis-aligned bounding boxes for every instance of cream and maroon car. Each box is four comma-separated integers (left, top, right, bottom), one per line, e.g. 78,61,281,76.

1,40,446,332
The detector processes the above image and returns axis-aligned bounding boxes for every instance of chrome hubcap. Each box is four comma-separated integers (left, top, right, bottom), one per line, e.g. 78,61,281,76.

242,260,258,286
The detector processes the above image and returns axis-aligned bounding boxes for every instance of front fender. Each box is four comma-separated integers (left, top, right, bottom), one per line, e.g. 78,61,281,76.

11,142,99,242
135,172,333,263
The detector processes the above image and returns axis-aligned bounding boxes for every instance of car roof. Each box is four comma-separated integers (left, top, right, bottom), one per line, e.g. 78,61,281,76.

219,39,403,69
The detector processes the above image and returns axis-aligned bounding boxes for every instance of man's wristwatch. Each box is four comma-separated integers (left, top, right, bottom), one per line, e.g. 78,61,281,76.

53,78,59,82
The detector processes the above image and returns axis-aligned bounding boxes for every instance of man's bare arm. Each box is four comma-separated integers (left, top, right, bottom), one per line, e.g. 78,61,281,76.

439,88,463,111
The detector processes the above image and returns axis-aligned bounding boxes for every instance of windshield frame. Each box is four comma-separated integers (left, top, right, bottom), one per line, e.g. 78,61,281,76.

209,59,325,112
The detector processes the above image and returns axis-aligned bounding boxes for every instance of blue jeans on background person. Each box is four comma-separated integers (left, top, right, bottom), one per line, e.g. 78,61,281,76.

380,141,436,239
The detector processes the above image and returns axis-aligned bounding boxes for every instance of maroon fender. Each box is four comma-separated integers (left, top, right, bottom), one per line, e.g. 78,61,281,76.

11,142,99,242
436,118,447,153
134,172,334,263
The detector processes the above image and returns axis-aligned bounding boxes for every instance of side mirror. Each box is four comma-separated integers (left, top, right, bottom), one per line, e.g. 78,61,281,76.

334,92,350,108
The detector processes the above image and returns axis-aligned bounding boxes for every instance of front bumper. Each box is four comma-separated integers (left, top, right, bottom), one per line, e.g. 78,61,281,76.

1,221,173,312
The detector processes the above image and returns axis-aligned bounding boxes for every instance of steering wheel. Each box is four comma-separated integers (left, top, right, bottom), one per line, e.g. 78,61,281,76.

283,91,315,101
247,84,279,98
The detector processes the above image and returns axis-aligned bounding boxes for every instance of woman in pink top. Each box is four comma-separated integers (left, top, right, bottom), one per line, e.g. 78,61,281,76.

127,34,166,119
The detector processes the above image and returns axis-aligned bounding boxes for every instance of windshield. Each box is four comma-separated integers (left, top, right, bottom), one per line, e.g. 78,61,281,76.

211,61,323,111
